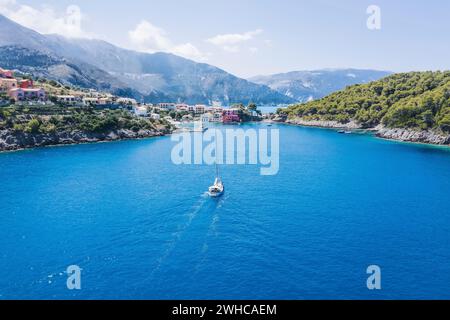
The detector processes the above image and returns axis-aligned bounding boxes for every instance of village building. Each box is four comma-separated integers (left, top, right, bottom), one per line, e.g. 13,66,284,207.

9,88,46,102
201,113,212,124
82,97,99,106
175,103,189,112
56,95,78,105
117,97,137,105
0,67,47,102
18,79,34,89
0,78,18,92
97,97,113,105
194,105,206,114
0,68,14,79
150,113,161,120
210,112,223,123
211,106,224,113
158,103,176,111
133,105,148,117
222,108,240,123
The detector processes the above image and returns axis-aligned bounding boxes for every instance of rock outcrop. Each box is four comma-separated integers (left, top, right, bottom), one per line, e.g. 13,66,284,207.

376,127,450,145
285,118,363,129
278,116,450,146
0,128,170,152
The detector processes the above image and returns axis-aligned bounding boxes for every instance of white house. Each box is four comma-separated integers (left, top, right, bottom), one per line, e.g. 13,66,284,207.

201,113,212,123
176,104,189,112
117,97,137,105
150,113,161,120
195,105,206,114
82,97,99,106
158,103,176,111
133,105,148,117
210,112,223,123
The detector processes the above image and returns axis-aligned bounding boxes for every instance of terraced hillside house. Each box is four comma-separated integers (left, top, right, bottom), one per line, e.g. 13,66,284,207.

9,88,47,102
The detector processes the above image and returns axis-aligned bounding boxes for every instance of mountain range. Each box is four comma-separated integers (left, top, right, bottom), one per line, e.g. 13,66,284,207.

0,14,391,105
249,69,392,102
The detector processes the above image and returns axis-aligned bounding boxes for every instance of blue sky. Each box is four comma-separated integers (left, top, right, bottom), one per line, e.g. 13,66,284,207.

1,0,449,77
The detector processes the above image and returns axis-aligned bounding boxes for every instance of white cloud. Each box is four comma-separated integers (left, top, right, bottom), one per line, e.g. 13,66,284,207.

128,20,171,52
0,0,91,38
207,29,263,46
128,20,207,61
173,43,206,60
207,29,263,53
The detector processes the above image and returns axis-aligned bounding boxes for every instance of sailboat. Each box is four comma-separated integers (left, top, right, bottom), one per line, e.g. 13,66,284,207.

208,162,224,197
208,128,224,197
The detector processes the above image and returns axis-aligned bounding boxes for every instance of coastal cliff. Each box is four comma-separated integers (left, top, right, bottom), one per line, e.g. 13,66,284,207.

0,128,171,152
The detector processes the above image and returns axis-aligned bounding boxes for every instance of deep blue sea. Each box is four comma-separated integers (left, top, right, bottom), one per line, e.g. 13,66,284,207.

1,123,450,300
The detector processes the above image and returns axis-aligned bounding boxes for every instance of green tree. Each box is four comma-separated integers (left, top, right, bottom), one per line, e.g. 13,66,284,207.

247,103,258,116
25,118,41,134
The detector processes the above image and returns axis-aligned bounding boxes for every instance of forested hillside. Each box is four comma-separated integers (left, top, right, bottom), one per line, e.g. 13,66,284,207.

284,71,450,132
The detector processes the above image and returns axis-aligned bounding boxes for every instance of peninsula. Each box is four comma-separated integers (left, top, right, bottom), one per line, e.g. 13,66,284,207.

275,71,450,146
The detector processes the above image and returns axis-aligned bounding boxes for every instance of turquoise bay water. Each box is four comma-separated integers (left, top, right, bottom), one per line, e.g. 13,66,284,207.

1,123,450,300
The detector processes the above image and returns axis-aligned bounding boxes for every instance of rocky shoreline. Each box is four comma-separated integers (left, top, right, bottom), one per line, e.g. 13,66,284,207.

375,127,450,146
275,117,450,147
0,128,171,152
285,118,363,130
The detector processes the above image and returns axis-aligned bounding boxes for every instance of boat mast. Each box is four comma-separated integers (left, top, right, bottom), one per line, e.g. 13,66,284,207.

215,162,220,179
214,127,220,180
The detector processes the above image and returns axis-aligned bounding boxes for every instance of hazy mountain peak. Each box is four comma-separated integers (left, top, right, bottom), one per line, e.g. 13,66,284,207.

249,69,392,102
0,14,294,105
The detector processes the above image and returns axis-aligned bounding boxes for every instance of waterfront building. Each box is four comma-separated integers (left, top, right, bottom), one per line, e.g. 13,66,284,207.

222,108,240,123
210,112,223,122
201,113,212,123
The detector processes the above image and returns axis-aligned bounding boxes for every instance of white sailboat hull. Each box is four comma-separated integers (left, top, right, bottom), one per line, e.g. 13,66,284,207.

208,187,224,197
208,179,224,197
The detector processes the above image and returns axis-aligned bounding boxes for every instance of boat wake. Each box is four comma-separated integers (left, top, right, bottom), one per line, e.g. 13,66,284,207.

194,194,227,273
151,193,220,275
